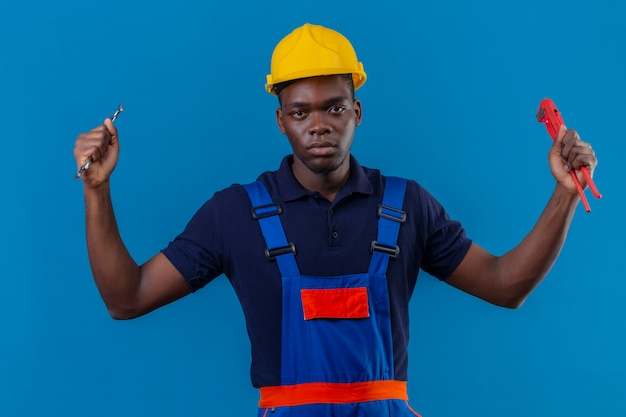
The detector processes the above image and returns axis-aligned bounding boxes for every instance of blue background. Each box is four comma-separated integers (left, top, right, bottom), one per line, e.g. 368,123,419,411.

1,1,624,416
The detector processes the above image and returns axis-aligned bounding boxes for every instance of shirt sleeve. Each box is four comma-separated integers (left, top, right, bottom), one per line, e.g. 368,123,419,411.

161,193,226,292
415,184,472,280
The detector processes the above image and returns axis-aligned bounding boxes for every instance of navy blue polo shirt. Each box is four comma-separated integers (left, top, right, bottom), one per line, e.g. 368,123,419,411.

162,155,472,388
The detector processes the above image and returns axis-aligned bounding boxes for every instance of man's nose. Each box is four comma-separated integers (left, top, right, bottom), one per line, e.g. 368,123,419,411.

308,111,331,136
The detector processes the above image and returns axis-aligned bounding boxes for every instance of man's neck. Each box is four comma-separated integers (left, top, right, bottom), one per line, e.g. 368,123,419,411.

291,159,351,202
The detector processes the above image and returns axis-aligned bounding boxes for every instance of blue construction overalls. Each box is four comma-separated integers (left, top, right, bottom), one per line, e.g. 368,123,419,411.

244,177,422,417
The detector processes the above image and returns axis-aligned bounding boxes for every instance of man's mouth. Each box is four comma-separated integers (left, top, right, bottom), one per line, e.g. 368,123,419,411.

307,141,336,156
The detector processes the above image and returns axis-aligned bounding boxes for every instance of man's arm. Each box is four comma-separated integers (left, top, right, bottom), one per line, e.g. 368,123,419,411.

75,119,191,319
445,126,597,308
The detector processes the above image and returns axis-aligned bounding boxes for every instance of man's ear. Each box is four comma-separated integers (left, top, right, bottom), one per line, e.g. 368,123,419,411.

276,107,286,134
354,99,362,127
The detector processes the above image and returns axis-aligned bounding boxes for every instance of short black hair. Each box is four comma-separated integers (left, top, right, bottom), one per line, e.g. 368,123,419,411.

275,74,355,106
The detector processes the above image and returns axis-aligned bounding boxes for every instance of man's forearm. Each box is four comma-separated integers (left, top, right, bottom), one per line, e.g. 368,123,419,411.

84,182,141,316
498,184,579,305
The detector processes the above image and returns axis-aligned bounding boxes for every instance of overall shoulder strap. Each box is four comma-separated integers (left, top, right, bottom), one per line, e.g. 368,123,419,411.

368,176,408,275
242,181,300,277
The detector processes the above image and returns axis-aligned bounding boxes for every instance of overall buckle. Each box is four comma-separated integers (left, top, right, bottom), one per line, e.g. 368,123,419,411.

377,204,406,223
370,241,400,258
251,202,283,219
265,242,296,261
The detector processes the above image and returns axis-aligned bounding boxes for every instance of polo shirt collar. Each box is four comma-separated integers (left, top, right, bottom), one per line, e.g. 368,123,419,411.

276,155,374,202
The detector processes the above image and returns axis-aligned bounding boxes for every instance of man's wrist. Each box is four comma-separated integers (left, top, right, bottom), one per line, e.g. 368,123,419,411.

553,182,580,205
83,179,112,198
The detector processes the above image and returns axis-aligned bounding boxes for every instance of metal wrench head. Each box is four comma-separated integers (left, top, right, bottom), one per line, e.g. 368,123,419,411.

110,104,124,122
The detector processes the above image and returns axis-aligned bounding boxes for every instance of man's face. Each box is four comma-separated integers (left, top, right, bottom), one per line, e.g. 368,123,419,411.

276,75,362,177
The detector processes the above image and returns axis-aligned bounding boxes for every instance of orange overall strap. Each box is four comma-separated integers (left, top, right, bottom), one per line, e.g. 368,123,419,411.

259,380,408,408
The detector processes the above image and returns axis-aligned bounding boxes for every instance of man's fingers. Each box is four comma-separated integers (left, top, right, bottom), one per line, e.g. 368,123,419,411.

547,125,598,194
561,129,596,173
555,124,567,144
103,118,118,146
74,125,111,165
73,117,122,184
568,144,596,172
549,125,568,169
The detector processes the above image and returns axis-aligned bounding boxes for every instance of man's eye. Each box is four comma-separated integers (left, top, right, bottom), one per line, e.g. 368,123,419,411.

291,111,305,117
329,106,345,113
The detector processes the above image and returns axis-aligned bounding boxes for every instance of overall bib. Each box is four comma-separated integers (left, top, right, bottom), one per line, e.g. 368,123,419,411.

244,177,421,417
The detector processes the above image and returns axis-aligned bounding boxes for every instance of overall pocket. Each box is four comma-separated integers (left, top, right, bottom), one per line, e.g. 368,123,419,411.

301,287,370,320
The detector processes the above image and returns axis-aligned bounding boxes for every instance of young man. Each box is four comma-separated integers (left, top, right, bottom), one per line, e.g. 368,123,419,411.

74,23,597,416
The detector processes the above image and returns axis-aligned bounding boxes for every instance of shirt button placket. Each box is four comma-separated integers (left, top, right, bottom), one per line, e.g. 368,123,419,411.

330,208,339,242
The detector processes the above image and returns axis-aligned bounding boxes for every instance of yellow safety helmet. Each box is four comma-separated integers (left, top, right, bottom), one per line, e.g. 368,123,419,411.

266,23,367,95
